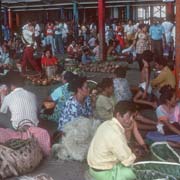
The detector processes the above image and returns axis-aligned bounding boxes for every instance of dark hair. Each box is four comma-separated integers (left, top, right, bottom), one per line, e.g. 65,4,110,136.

5,71,24,87
155,56,167,67
99,78,113,89
114,66,127,78
44,46,52,57
139,23,146,30
113,101,136,117
63,71,75,83
159,85,175,104
142,50,153,63
68,76,87,93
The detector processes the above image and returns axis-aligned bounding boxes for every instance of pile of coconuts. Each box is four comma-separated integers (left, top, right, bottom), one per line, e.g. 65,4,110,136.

78,62,121,73
26,75,61,86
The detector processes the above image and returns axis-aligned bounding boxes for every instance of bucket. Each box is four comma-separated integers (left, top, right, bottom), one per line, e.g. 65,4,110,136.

45,66,56,79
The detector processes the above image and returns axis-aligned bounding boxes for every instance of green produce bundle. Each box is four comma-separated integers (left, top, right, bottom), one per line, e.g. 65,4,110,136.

150,142,180,163
132,161,180,180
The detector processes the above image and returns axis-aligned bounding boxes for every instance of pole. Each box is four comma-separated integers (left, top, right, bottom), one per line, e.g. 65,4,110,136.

60,6,65,20
8,8,12,30
176,1,180,97
0,0,3,43
73,0,78,40
166,2,174,17
16,12,20,27
126,4,130,20
98,0,105,61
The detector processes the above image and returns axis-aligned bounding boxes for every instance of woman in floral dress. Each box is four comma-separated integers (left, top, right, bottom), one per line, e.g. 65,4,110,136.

134,24,150,70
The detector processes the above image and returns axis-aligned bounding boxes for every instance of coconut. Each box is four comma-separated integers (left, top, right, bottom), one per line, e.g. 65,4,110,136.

42,79,48,86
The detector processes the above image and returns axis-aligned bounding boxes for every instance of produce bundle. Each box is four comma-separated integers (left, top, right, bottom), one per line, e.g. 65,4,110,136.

26,74,61,86
150,142,180,163
132,142,180,180
64,62,128,74
78,62,121,73
132,161,180,180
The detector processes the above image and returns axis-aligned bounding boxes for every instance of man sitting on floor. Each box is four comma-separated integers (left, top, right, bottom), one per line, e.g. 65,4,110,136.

87,101,148,180
0,71,39,129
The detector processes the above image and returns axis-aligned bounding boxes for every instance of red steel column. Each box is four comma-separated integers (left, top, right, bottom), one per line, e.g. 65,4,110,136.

98,0,106,61
166,2,174,17
16,12,20,27
176,1,180,97
8,8,13,30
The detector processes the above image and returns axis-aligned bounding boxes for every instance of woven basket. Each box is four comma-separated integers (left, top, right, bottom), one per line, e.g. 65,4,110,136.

150,142,180,163
132,161,180,180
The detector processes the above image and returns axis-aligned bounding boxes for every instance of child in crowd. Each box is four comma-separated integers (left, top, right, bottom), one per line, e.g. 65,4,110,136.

41,48,58,78
95,78,115,121
81,47,92,64
113,66,132,102
0,45,12,75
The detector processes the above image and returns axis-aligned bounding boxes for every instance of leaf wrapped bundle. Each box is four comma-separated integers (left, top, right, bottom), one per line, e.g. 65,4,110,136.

132,161,180,180
150,142,180,163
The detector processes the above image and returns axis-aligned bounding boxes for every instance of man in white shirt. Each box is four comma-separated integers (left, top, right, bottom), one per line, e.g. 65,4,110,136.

124,19,135,41
21,21,41,74
0,71,39,129
34,21,41,48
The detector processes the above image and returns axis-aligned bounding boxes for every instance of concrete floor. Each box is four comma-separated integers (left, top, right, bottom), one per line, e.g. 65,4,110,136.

1,61,177,180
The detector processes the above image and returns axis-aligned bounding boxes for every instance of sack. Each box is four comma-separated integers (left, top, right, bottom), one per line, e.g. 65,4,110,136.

0,123,43,179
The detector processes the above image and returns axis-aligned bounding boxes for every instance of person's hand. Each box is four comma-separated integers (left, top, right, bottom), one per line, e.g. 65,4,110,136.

142,92,147,99
141,144,149,153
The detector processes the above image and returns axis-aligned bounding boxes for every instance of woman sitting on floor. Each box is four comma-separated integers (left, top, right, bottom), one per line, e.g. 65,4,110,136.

95,78,115,121
41,71,75,122
52,76,100,161
58,76,93,131
156,85,180,135
133,50,157,109
95,77,156,130
146,85,180,148
41,47,58,78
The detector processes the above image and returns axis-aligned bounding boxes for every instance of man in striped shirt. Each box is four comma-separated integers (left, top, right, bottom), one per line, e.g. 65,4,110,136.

0,71,39,129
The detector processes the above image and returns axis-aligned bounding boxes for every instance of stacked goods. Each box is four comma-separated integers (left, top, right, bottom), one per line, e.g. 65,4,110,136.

64,62,129,74
132,142,180,180
150,142,180,163
78,62,121,73
26,75,61,86
132,161,180,180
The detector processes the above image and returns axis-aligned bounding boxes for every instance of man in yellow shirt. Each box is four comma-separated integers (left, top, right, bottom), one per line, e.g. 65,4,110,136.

87,101,147,180
151,58,176,89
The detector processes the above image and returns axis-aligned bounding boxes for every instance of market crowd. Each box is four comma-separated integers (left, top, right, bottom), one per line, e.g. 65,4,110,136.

0,15,179,180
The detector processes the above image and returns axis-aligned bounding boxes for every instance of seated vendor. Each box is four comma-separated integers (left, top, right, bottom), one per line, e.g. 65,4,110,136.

107,39,118,61
87,101,148,180
58,76,92,131
0,45,12,75
81,47,93,64
151,57,176,98
156,85,180,135
41,48,58,69
41,71,75,122
96,77,156,130
95,78,115,121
